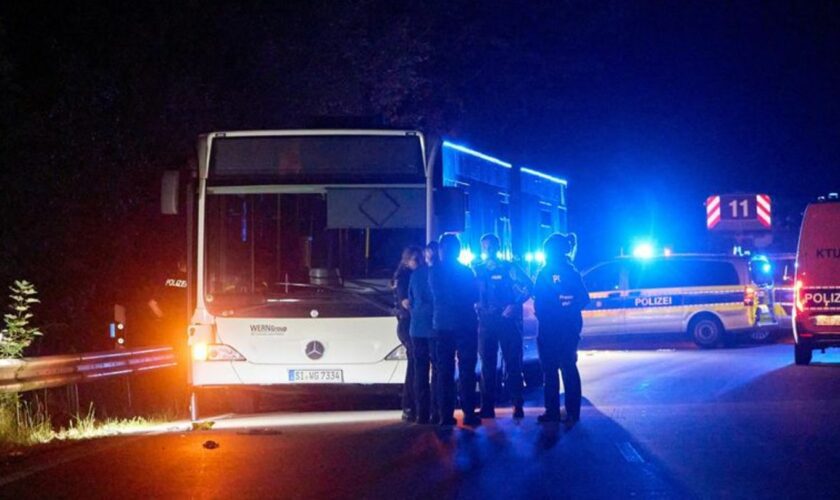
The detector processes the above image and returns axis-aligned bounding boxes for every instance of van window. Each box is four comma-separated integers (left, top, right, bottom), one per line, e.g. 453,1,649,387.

773,258,796,286
628,260,740,289
797,202,840,287
583,262,622,292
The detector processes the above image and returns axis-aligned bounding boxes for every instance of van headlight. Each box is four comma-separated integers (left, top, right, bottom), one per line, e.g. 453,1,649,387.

385,344,407,361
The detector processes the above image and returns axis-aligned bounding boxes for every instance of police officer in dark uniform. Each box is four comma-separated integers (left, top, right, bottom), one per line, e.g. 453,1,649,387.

474,234,533,419
533,233,589,428
408,242,437,424
393,246,423,422
137,259,189,347
429,233,481,427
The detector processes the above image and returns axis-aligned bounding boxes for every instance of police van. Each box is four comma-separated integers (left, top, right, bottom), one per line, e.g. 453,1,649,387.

580,254,778,347
792,197,840,365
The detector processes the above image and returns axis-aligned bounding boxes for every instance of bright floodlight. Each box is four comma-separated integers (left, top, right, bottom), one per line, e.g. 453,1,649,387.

524,252,534,263
458,249,475,265
632,242,655,259
663,247,673,257
535,251,546,264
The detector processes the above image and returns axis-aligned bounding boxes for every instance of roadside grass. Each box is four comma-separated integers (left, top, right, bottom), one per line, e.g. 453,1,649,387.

0,397,172,451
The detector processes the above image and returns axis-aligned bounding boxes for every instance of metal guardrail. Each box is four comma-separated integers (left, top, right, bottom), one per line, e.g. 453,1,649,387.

0,346,177,393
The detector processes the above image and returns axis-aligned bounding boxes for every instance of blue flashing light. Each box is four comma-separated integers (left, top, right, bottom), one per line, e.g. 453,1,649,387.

751,255,773,274
524,252,534,263
520,167,568,186
459,249,475,265
632,243,655,259
535,251,546,264
442,141,512,169
663,247,673,257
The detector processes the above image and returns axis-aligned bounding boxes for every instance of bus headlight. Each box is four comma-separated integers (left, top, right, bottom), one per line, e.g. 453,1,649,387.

385,344,407,361
193,343,246,362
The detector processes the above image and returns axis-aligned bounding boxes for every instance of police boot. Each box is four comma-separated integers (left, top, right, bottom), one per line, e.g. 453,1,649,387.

401,410,417,423
462,412,482,427
537,412,561,424
479,407,496,419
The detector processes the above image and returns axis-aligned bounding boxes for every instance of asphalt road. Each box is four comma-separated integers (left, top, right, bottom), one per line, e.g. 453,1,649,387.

2,341,839,499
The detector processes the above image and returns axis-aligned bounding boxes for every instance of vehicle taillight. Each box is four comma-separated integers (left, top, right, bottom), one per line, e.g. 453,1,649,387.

794,280,805,312
744,286,756,306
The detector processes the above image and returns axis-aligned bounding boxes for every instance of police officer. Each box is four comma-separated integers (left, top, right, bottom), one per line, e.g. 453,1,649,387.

533,233,589,428
393,246,423,422
474,234,533,419
429,233,481,427
408,242,437,424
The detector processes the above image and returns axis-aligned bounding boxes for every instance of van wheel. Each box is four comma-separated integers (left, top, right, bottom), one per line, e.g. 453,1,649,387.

794,344,812,365
689,315,724,348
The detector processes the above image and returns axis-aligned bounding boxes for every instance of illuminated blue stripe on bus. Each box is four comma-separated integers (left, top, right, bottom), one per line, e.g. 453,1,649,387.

442,141,512,169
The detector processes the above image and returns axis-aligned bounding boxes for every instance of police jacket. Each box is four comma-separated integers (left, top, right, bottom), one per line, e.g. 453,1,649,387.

392,267,412,320
533,258,590,335
473,259,533,324
407,265,435,338
429,260,479,332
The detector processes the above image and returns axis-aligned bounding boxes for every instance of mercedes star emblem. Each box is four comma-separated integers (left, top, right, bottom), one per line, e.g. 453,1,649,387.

305,340,325,360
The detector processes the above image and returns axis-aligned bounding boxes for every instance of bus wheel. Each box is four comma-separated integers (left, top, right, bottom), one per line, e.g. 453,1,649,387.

689,315,723,348
794,344,812,365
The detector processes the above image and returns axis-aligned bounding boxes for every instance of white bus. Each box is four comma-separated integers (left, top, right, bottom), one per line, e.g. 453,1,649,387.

176,130,567,418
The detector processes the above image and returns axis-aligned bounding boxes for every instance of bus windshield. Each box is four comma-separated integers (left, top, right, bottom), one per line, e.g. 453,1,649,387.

208,133,425,185
204,192,425,317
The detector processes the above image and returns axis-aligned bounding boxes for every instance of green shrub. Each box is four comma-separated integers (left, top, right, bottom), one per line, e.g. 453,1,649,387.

0,280,43,359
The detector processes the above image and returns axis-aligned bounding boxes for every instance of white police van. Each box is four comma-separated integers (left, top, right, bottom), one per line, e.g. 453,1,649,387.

580,254,778,347
793,197,840,365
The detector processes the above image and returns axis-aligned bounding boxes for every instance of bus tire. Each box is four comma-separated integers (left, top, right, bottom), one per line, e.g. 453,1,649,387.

794,344,812,366
689,314,724,348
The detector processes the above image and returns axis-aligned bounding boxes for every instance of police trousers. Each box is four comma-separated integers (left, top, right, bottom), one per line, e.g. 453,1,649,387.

397,317,415,415
537,333,581,420
435,328,478,420
411,337,438,421
478,318,524,411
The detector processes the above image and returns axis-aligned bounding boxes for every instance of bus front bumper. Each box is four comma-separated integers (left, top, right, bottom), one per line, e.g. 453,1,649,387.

192,359,405,386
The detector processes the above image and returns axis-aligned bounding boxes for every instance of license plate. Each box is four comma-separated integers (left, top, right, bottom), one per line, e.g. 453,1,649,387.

815,315,840,326
288,369,344,383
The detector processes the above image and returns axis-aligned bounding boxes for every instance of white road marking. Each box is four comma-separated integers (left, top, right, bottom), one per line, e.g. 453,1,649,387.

616,441,645,463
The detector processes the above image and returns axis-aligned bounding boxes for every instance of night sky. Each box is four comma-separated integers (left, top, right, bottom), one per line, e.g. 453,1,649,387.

0,1,838,349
